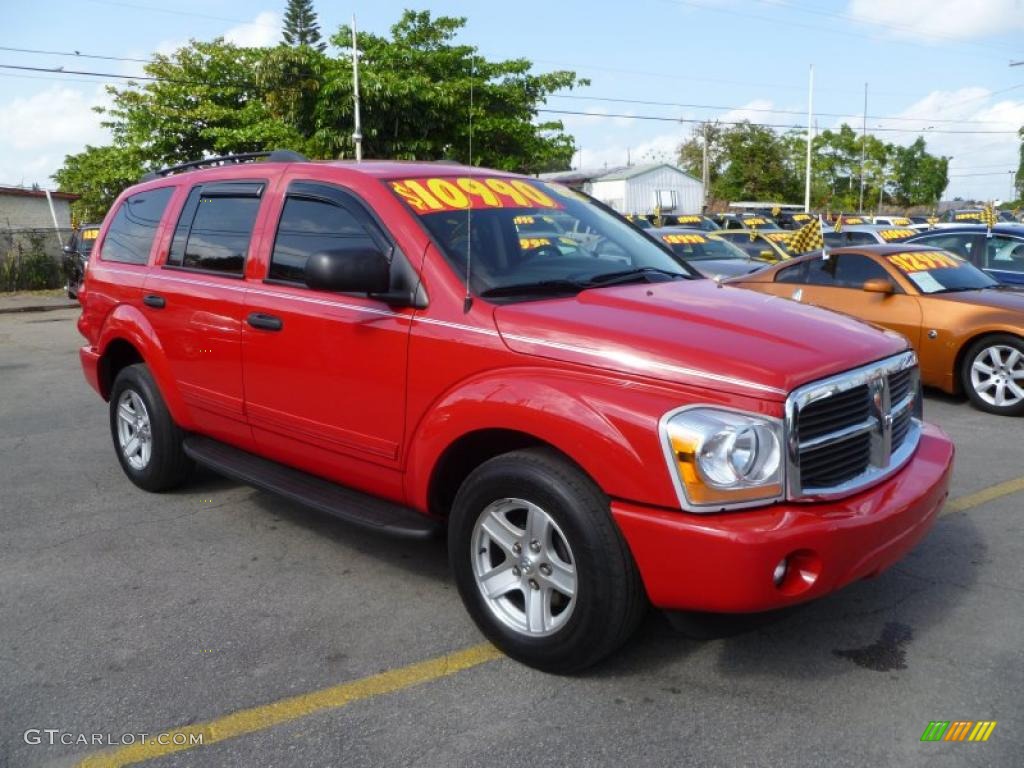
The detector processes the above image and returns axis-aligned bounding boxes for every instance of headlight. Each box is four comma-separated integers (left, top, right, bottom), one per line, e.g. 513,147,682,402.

660,407,784,512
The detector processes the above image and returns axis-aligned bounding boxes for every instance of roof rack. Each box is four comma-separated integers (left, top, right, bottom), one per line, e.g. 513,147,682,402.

140,149,307,182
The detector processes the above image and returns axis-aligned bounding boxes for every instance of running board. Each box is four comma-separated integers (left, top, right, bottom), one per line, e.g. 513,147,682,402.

182,436,440,540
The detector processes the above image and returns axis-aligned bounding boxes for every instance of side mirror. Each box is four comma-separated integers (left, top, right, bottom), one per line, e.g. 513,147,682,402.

63,245,74,254
862,277,895,294
305,247,390,294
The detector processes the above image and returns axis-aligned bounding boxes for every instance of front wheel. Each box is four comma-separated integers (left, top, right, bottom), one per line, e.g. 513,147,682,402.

961,335,1024,416
449,448,646,672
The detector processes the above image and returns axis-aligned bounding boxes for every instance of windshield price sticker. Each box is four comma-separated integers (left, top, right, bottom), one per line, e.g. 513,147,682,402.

844,217,865,225
389,177,565,214
955,212,983,221
792,214,811,222
662,233,706,244
879,228,916,241
765,232,791,242
743,217,767,226
887,251,960,273
891,217,911,225
673,215,703,224
520,237,552,249
82,229,99,240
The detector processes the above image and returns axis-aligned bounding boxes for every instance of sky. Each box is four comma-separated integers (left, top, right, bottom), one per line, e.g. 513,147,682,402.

3,0,1024,202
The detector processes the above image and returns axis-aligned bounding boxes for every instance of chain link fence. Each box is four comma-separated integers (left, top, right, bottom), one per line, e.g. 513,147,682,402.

0,227,75,292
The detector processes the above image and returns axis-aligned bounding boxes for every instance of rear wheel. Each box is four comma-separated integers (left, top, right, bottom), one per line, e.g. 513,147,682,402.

109,363,192,491
961,335,1024,416
449,448,646,672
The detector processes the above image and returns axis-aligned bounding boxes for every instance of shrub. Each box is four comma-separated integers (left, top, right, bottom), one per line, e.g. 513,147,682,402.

0,233,62,291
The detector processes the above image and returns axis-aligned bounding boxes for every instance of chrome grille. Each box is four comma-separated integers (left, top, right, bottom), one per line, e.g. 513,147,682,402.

786,351,921,499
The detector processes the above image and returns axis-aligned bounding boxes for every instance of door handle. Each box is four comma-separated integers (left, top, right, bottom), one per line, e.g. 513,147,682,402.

247,312,283,331
143,294,165,309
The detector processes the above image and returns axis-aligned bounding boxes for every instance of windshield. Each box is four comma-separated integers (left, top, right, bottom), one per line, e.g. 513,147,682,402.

387,175,696,299
77,227,100,256
886,250,998,294
738,215,780,230
658,230,751,261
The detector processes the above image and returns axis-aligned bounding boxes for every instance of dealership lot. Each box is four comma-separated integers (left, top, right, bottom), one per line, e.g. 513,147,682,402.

1,308,1022,767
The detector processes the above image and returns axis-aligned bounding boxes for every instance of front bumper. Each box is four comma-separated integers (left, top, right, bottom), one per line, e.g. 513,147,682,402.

612,423,954,612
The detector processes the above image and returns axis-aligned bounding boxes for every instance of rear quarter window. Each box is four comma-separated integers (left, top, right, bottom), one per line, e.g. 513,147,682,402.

100,187,174,265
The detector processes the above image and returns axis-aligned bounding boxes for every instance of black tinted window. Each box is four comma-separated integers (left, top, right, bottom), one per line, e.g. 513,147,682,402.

180,194,260,274
775,261,806,283
846,231,877,245
822,231,845,247
270,197,375,282
911,233,974,260
806,257,837,285
101,188,173,264
832,254,890,287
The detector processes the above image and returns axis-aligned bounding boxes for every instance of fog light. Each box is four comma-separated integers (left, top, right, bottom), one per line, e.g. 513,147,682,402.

772,557,788,587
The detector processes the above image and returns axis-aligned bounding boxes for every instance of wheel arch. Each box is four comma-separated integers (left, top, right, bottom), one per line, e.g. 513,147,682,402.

952,328,1024,395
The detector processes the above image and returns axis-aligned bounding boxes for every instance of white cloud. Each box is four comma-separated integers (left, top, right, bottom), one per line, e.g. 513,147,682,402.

872,87,1024,201
846,0,1024,41
719,99,777,125
224,11,281,48
0,86,111,186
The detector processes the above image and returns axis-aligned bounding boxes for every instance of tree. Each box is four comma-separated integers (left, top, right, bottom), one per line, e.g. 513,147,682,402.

53,11,584,217
282,0,326,52
677,122,726,190
315,10,585,170
891,137,949,207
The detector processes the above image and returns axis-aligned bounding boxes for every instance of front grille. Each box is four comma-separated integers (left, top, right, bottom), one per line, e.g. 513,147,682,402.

788,352,921,498
798,385,870,441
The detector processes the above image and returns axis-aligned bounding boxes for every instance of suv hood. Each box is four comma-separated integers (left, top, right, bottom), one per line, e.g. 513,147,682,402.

493,280,908,400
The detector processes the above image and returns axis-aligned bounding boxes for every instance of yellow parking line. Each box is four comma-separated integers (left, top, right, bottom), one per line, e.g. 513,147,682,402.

76,643,503,768
941,475,1024,517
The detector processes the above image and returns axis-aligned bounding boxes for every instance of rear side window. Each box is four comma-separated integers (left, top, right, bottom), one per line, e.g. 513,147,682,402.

101,187,174,264
832,254,891,287
270,196,376,283
775,261,806,283
168,182,264,275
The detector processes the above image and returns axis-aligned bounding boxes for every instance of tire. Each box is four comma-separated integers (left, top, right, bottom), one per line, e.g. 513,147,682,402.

109,363,192,491
448,448,646,672
960,334,1024,416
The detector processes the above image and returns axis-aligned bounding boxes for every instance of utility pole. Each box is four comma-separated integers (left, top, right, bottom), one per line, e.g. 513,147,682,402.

804,65,814,213
701,122,710,210
878,168,886,212
859,82,867,214
351,14,363,162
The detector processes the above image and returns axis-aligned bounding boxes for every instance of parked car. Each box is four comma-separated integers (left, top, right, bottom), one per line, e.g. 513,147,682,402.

728,245,1024,415
777,211,814,230
906,225,1024,286
650,213,720,231
873,215,914,227
714,229,794,261
823,224,917,248
713,213,782,231
63,223,101,299
651,227,770,278
77,151,954,671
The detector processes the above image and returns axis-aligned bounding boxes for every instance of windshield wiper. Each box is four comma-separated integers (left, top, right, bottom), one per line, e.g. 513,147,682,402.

480,279,588,298
584,266,690,287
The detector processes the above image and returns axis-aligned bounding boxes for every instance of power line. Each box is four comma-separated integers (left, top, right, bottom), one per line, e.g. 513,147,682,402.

948,171,1014,177
549,93,1018,126
0,45,150,64
538,107,1019,135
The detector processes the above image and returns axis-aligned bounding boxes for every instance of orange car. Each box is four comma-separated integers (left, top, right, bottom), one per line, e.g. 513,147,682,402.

728,245,1024,415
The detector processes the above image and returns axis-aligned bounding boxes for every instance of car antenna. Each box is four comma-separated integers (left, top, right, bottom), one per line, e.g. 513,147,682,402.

463,54,475,314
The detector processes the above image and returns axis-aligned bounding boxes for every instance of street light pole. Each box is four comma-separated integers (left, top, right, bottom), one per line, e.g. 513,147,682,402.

859,82,867,214
804,65,814,213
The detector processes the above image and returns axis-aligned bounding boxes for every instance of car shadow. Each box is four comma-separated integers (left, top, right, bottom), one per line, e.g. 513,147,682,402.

594,511,982,679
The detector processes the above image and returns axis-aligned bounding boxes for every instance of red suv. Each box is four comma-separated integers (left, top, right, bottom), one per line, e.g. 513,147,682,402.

77,151,954,671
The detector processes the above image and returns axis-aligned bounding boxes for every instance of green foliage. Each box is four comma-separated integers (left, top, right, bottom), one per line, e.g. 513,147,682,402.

282,0,325,52
52,10,584,216
678,120,949,209
0,233,61,291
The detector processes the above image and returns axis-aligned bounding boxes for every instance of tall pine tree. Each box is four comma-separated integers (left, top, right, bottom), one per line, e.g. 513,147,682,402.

281,0,326,51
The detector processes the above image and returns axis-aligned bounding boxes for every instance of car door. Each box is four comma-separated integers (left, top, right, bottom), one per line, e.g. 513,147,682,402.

781,253,923,348
241,180,415,494
979,233,1024,285
144,180,265,447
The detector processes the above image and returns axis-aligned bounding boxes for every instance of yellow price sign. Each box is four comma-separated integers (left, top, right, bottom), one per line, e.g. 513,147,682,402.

519,237,552,249
879,228,916,241
81,228,99,240
887,251,961,272
390,177,564,214
662,233,707,245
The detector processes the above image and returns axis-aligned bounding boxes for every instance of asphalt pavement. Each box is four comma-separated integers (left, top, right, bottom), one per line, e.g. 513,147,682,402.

1,308,1021,767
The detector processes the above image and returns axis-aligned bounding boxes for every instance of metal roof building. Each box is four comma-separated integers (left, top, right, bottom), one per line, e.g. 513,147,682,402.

540,164,704,215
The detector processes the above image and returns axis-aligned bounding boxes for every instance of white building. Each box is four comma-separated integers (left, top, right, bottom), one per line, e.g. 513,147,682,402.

540,164,704,215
